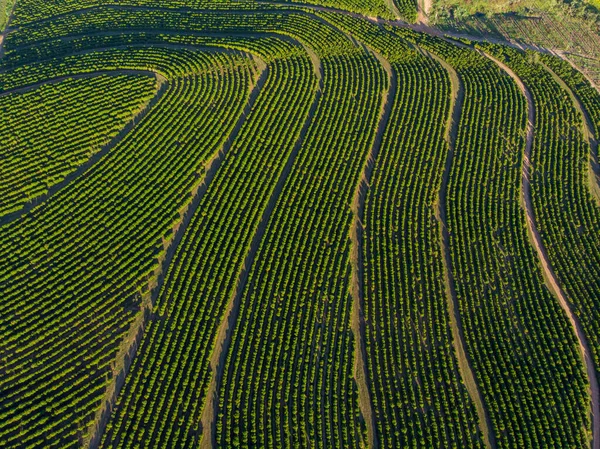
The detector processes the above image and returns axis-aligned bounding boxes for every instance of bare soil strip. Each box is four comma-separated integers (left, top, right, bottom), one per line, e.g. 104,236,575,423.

540,60,600,207
86,58,268,449
347,48,395,449
426,49,496,449
417,0,431,24
198,51,322,449
483,50,600,449
0,70,165,226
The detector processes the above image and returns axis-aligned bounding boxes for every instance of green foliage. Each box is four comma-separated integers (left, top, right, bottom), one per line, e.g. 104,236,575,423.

0,75,157,218
0,1,597,448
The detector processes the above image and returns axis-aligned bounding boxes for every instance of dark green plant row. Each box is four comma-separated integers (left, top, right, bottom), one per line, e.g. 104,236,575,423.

10,0,260,26
483,42,600,436
215,49,386,448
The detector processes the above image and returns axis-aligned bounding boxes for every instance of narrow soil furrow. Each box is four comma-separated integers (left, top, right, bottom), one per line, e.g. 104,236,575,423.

348,48,395,449
540,60,600,207
483,50,600,449
427,49,497,449
198,52,322,449
556,51,600,94
0,70,166,226
86,59,269,449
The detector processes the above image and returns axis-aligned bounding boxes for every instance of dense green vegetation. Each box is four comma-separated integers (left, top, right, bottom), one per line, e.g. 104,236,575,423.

318,13,486,447
482,41,600,407
0,74,158,218
391,28,591,448
2,0,600,448
100,37,319,449
0,49,257,448
214,22,385,448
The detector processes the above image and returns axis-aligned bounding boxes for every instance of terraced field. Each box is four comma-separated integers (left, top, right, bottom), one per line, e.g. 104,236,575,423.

1,0,600,448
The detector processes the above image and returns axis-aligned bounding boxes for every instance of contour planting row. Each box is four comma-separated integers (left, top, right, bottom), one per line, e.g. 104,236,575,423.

321,13,485,448
538,54,600,203
3,8,290,47
0,45,229,90
485,43,600,422
263,0,398,20
397,30,590,448
0,32,289,69
0,48,257,449
99,38,319,449
2,8,362,62
9,0,259,25
0,73,158,218
215,46,386,448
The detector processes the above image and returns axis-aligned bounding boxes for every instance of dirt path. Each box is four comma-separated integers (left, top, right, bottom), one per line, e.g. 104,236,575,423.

425,48,496,449
540,60,600,207
198,49,322,449
417,0,431,24
0,0,15,58
85,58,268,449
0,70,165,226
482,50,600,449
347,47,395,449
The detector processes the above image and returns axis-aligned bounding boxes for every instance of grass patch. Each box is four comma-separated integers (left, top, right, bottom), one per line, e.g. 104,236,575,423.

0,0,15,31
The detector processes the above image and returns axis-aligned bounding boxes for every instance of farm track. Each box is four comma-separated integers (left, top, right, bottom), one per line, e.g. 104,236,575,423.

86,59,269,449
540,61,600,206
0,0,15,57
0,70,166,226
483,50,600,449
416,0,430,24
348,46,395,449
426,48,496,449
198,48,323,449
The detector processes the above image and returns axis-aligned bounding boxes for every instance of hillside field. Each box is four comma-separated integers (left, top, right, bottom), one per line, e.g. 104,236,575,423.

1,0,600,448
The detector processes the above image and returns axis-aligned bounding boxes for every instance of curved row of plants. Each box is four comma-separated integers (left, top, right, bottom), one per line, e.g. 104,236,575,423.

0,48,258,448
99,37,319,449
481,43,600,445
319,13,486,448
393,29,591,448
214,41,386,449
1,2,599,448
0,73,158,218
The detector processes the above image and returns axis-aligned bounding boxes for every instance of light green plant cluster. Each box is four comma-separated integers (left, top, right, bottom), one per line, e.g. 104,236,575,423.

0,0,15,30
